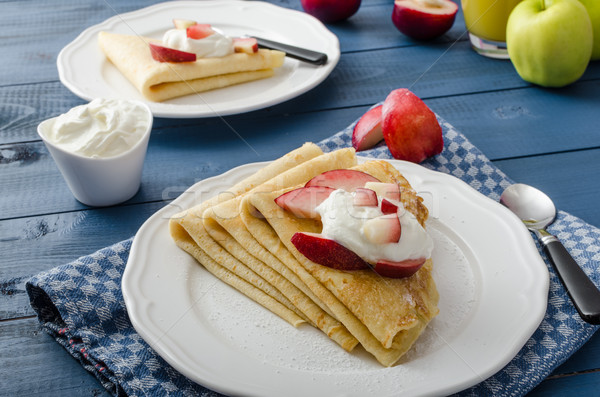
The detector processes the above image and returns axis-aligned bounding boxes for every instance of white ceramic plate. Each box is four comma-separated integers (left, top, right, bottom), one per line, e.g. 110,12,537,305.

57,1,340,118
123,158,549,396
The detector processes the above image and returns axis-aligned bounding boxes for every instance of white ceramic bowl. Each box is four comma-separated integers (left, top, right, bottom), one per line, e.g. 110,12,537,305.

38,100,153,207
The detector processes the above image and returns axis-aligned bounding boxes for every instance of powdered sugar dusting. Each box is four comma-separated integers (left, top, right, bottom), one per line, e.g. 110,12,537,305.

180,216,477,396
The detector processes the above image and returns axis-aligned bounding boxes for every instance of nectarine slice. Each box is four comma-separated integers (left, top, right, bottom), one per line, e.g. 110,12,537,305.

364,182,401,201
392,0,458,41
374,257,426,278
353,188,378,207
233,37,259,53
149,43,196,63
187,24,214,40
274,186,334,218
352,105,383,151
305,169,380,191
362,214,402,244
382,88,443,163
381,198,399,214
291,232,369,270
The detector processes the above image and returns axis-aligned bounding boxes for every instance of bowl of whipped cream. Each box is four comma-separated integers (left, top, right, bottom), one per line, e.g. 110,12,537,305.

38,98,153,207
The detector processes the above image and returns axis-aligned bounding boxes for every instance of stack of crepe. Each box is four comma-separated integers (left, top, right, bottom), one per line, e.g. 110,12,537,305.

98,31,285,102
169,143,439,366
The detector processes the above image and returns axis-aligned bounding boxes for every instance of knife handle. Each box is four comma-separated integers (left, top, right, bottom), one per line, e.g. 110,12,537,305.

542,236,600,324
253,36,328,65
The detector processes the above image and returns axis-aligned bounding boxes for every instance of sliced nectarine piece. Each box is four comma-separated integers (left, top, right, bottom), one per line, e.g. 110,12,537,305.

305,169,380,191
187,24,214,40
149,43,196,63
233,37,259,53
362,214,402,244
274,186,334,218
353,188,378,207
173,19,197,30
382,88,443,163
364,182,401,201
291,232,370,270
352,105,383,151
374,257,426,278
381,198,399,214
392,0,458,41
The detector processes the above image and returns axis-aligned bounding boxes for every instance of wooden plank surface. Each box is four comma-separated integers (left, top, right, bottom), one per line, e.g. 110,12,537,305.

0,0,463,86
529,369,600,396
496,149,600,228
3,78,600,220
0,317,110,397
0,201,166,320
1,311,599,397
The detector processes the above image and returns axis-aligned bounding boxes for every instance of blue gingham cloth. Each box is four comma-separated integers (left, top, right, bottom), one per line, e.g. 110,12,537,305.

27,114,600,396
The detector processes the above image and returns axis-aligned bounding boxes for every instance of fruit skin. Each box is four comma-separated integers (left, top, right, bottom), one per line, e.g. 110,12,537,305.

364,182,401,201
353,188,378,207
291,232,370,270
233,37,259,53
300,0,362,23
274,186,335,219
362,214,402,244
305,169,380,191
391,0,458,41
149,43,196,62
352,105,383,151
577,0,600,60
173,19,197,30
374,258,426,278
382,88,443,163
381,198,399,214
506,0,593,88
291,232,425,278
187,23,215,40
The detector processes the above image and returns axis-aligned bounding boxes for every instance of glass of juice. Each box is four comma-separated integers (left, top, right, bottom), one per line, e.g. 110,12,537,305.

461,0,522,59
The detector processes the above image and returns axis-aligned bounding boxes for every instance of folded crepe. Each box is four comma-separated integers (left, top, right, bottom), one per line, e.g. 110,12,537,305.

242,159,439,366
98,31,285,102
170,143,324,327
170,144,439,367
201,148,361,352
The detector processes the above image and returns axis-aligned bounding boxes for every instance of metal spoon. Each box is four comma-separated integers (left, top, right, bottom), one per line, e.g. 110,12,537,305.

501,183,600,324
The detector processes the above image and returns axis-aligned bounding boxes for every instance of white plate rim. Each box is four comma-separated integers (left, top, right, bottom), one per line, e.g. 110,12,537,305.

57,0,340,118
123,157,549,396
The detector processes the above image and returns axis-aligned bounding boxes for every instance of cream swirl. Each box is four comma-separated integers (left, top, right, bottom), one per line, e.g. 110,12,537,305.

42,98,152,159
316,189,433,263
162,28,234,58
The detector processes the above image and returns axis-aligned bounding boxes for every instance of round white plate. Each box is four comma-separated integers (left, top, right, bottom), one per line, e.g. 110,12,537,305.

57,1,340,118
123,158,549,396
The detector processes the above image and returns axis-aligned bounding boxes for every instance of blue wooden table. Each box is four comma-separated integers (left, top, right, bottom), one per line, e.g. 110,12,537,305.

1,0,599,395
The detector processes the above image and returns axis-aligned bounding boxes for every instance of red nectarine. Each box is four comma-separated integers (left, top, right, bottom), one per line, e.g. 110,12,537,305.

382,88,443,163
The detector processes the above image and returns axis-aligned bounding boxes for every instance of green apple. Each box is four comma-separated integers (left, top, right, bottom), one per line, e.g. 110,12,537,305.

507,0,593,87
578,0,600,60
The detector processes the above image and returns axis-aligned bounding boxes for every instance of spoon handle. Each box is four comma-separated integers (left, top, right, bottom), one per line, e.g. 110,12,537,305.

542,235,600,324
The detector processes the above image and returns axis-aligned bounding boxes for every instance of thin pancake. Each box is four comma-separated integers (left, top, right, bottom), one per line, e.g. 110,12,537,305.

196,148,359,351
243,160,439,366
169,219,305,327
169,143,323,327
204,196,358,352
98,31,285,102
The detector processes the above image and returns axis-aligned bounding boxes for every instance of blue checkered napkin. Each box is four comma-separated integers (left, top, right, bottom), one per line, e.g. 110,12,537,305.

26,240,216,396
26,114,599,397
321,114,600,396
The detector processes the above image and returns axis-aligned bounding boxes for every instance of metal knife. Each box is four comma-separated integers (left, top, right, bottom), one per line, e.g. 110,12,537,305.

252,36,328,65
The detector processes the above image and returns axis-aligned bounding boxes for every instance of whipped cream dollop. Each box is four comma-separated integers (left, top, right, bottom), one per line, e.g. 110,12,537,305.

162,28,234,58
316,189,433,263
42,98,151,159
